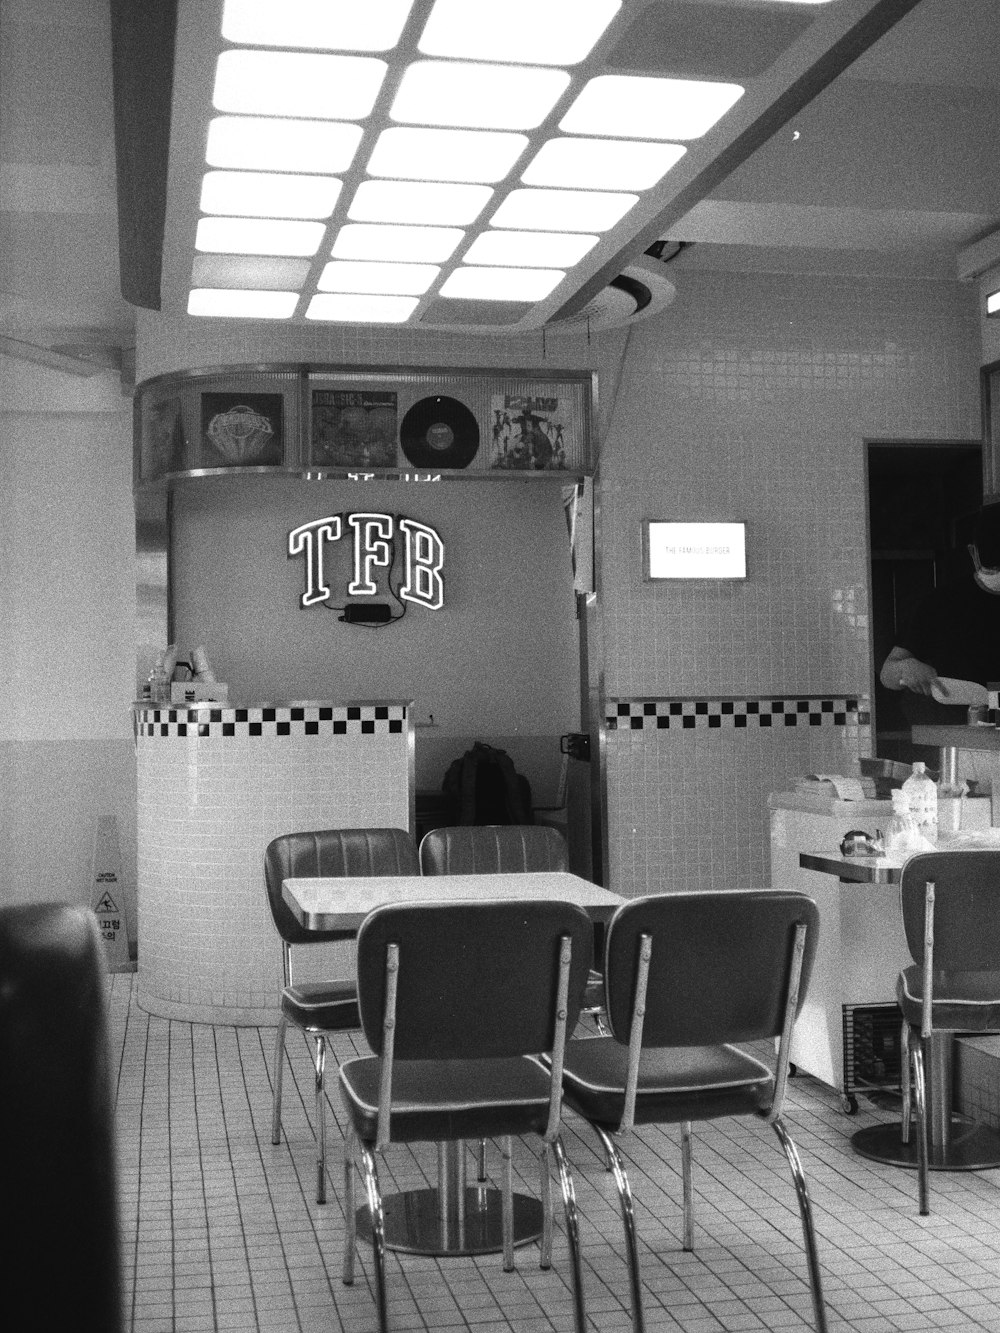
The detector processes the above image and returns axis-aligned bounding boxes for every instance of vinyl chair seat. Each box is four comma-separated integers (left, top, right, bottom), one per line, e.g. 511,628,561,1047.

556,1039,774,1128
281,979,359,1031
340,1054,558,1144
896,965,1000,1031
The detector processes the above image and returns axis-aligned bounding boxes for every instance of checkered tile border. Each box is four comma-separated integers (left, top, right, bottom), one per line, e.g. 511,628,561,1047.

135,703,408,738
607,696,869,730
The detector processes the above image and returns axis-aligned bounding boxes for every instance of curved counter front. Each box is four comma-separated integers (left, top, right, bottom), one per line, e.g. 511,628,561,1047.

135,701,414,1024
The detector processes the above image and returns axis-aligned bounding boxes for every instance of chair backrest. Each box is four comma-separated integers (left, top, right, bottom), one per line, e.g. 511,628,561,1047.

356,899,592,1060
604,890,819,1048
419,824,568,875
264,827,419,945
899,849,1000,972
0,904,123,1331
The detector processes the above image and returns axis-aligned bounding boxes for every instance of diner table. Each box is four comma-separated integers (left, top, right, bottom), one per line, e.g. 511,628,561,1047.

282,869,624,1257
799,850,1000,1172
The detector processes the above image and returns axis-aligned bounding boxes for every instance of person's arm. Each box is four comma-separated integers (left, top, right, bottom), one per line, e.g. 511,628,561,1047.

880,645,945,697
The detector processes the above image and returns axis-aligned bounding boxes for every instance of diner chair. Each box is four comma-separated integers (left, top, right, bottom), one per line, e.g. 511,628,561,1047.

419,822,607,1184
339,898,593,1333
0,904,123,1332
554,889,827,1333
896,849,1000,1216
264,826,420,1203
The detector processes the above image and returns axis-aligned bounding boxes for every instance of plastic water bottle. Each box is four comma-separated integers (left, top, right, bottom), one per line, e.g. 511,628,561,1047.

902,761,937,841
884,790,921,854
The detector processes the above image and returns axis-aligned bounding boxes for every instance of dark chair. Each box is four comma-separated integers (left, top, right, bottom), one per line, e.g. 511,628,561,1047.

339,899,593,1333
556,889,827,1333
418,823,568,874
264,826,419,1203
0,903,123,1332
897,849,1000,1215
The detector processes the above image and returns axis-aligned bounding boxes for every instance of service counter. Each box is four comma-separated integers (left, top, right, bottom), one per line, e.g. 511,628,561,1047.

135,700,413,1024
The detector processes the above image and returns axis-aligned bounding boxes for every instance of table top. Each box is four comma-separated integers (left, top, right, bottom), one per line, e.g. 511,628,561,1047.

799,851,903,883
283,870,625,932
912,725,1000,752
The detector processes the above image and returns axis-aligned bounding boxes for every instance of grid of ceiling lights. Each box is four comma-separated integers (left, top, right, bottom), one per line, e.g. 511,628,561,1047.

186,0,811,325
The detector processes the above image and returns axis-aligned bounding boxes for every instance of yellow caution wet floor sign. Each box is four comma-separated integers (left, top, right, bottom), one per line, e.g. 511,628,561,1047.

90,814,132,972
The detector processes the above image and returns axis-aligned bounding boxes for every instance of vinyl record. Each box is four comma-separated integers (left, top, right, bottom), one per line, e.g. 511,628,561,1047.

400,395,480,468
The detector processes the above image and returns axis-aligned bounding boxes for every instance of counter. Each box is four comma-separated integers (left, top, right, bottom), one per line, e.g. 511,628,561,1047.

135,701,414,1024
770,788,991,1111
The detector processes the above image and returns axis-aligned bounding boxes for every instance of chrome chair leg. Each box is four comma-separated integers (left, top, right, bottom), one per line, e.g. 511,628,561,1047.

550,1135,588,1333
314,1034,327,1204
681,1121,694,1252
270,1016,287,1145
501,1136,514,1272
595,1125,645,1333
477,1137,488,1182
911,1037,930,1216
539,1142,553,1270
900,1021,911,1143
342,1127,357,1286
771,1117,829,1333
360,1143,389,1333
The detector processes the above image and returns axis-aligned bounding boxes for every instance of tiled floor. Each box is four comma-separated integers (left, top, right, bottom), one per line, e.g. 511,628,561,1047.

110,974,1000,1333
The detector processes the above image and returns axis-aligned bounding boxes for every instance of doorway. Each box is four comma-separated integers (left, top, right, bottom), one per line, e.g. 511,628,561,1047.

867,440,982,765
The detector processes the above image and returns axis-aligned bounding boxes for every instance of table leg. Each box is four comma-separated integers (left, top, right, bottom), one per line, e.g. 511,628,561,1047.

356,1140,544,1256
852,1032,1000,1170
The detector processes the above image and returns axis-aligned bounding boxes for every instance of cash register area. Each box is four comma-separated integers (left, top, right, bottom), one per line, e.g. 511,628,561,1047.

112,958,1000,1333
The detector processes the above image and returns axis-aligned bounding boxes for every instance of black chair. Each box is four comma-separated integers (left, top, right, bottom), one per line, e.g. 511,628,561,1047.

339,899,593,1333
897,849,1000,1215
0,903,123,1332
556,889,827,1333
418,823,568,874
264,826,419,1203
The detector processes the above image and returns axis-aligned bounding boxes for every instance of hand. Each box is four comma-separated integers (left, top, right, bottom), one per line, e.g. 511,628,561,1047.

894,657,942,697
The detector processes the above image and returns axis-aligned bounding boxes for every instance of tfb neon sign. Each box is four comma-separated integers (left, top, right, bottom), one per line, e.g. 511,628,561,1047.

288,512,445,611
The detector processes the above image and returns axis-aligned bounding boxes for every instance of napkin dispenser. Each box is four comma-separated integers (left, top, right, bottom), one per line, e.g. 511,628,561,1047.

170,680,229,704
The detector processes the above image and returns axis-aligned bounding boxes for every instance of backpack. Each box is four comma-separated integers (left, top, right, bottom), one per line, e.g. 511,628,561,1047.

441,742,533,825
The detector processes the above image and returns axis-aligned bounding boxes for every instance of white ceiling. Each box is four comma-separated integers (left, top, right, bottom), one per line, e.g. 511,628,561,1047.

0,0,998,358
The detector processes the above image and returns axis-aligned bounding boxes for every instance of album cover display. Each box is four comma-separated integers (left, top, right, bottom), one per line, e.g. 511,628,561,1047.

400,395,480,469
310,389,398,468
490,394,574,471
200,392,284,467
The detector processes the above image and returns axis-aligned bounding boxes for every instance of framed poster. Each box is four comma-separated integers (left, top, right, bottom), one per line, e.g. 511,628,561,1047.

490,393,574,471
140,394,188,481
310,389,398,468
201,392,284,468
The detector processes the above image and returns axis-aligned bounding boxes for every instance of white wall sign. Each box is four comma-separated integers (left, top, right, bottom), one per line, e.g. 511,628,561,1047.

288,512,445,610
645,520,746,580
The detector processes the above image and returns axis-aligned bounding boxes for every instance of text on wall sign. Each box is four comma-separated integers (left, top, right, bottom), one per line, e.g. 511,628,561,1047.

288,512,445,610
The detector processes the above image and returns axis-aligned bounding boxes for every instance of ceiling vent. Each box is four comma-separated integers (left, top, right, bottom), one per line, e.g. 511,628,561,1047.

547,254,678,333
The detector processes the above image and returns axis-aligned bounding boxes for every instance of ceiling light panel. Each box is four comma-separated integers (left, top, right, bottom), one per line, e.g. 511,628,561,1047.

191,255,311,289
349,179,493,226
306,293,419,322
195,216,326,255
188,288,298,318
440,267,565,301
390,61,571,131
213,50,388,120
200,171,342,219
463,230,598,268
491,188,638,233
221,0,416,50
318,260,439,295
206,117,363,174
367,127,529,184
523,137,686,191
560,75,744,141
332,223,465,263
418,0,621,66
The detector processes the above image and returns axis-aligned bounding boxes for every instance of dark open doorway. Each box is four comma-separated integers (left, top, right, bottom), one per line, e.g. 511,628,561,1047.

867,441,982,765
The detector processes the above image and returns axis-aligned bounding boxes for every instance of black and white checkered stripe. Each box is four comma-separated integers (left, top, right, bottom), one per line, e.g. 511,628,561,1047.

607,697,869,730
135,703,408,738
